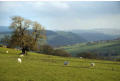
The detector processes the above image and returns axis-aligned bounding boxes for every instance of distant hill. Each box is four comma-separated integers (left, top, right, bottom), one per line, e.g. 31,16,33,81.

0,26,86,47
46,30,86,47
0,26,11,39
59,39,120,59
71,29,118,41
94,28,120,36
0,26,12,32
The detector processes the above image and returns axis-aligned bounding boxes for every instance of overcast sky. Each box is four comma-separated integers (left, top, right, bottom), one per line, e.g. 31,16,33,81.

0,1,120,30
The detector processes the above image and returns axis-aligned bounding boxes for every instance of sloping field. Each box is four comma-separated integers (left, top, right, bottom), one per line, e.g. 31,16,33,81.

60,40,120,56
0,47,120,81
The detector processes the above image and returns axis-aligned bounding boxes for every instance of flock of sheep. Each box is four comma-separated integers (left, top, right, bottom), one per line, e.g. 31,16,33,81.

63,61,95,67
6,50,95,67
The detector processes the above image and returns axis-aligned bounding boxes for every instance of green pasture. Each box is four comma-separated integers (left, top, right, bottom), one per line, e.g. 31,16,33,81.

0,47,120,81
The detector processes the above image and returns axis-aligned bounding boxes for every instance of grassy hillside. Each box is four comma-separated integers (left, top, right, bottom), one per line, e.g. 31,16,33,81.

59,40,120,57
0,47,120,81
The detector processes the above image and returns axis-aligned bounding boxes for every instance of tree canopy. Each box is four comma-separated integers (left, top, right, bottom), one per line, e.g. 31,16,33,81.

9,16,46,51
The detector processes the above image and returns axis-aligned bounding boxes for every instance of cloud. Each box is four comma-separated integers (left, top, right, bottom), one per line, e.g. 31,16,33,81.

49,2,70,9
47,14,120,30
0,1,120,30
24,2,70,10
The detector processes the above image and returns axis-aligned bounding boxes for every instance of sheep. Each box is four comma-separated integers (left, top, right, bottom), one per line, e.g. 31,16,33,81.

6,50,8,53
91,63,95,67
18,58,22,63
19,54,24,57
79,57,83,59
64,61,69,66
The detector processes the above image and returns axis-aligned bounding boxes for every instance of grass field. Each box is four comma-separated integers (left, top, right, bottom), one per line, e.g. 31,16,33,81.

0,47,120,81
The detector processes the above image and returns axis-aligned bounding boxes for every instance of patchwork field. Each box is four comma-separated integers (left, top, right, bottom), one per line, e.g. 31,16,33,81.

0,47,120,81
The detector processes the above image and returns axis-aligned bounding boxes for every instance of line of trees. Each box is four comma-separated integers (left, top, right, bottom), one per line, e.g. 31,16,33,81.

39,45,71,57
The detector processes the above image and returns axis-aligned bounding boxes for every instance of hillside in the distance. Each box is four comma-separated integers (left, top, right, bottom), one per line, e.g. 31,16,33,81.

60,39,120,59
47,30,86,47
0,26,11,32
0,26,86,47
71,29,118,41
0,26,120,47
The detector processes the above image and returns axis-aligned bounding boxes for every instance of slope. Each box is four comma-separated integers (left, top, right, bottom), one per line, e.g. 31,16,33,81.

0,47,120,81
60,40,120,57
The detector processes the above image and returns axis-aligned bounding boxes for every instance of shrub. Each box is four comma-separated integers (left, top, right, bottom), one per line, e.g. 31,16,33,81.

39,45,71,57
39,45,54,55
116,58,120,61
53,49,71,57
0,44,3,47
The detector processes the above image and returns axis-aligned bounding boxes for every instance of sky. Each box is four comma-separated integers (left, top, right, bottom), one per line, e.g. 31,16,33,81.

0,1,120,30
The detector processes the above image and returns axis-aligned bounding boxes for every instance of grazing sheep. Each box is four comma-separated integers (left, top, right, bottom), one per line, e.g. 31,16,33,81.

91,63,95,67
20,54,24,57
64,61,69,66
6,51,8,53
18,58,22,63
79,57,83,59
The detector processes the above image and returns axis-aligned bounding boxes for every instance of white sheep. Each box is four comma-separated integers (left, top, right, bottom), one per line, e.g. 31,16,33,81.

6,50,8,53
64,61,69,65
91,63,95,67
79,57,83,59
20,54,24,57
18,58,22,63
